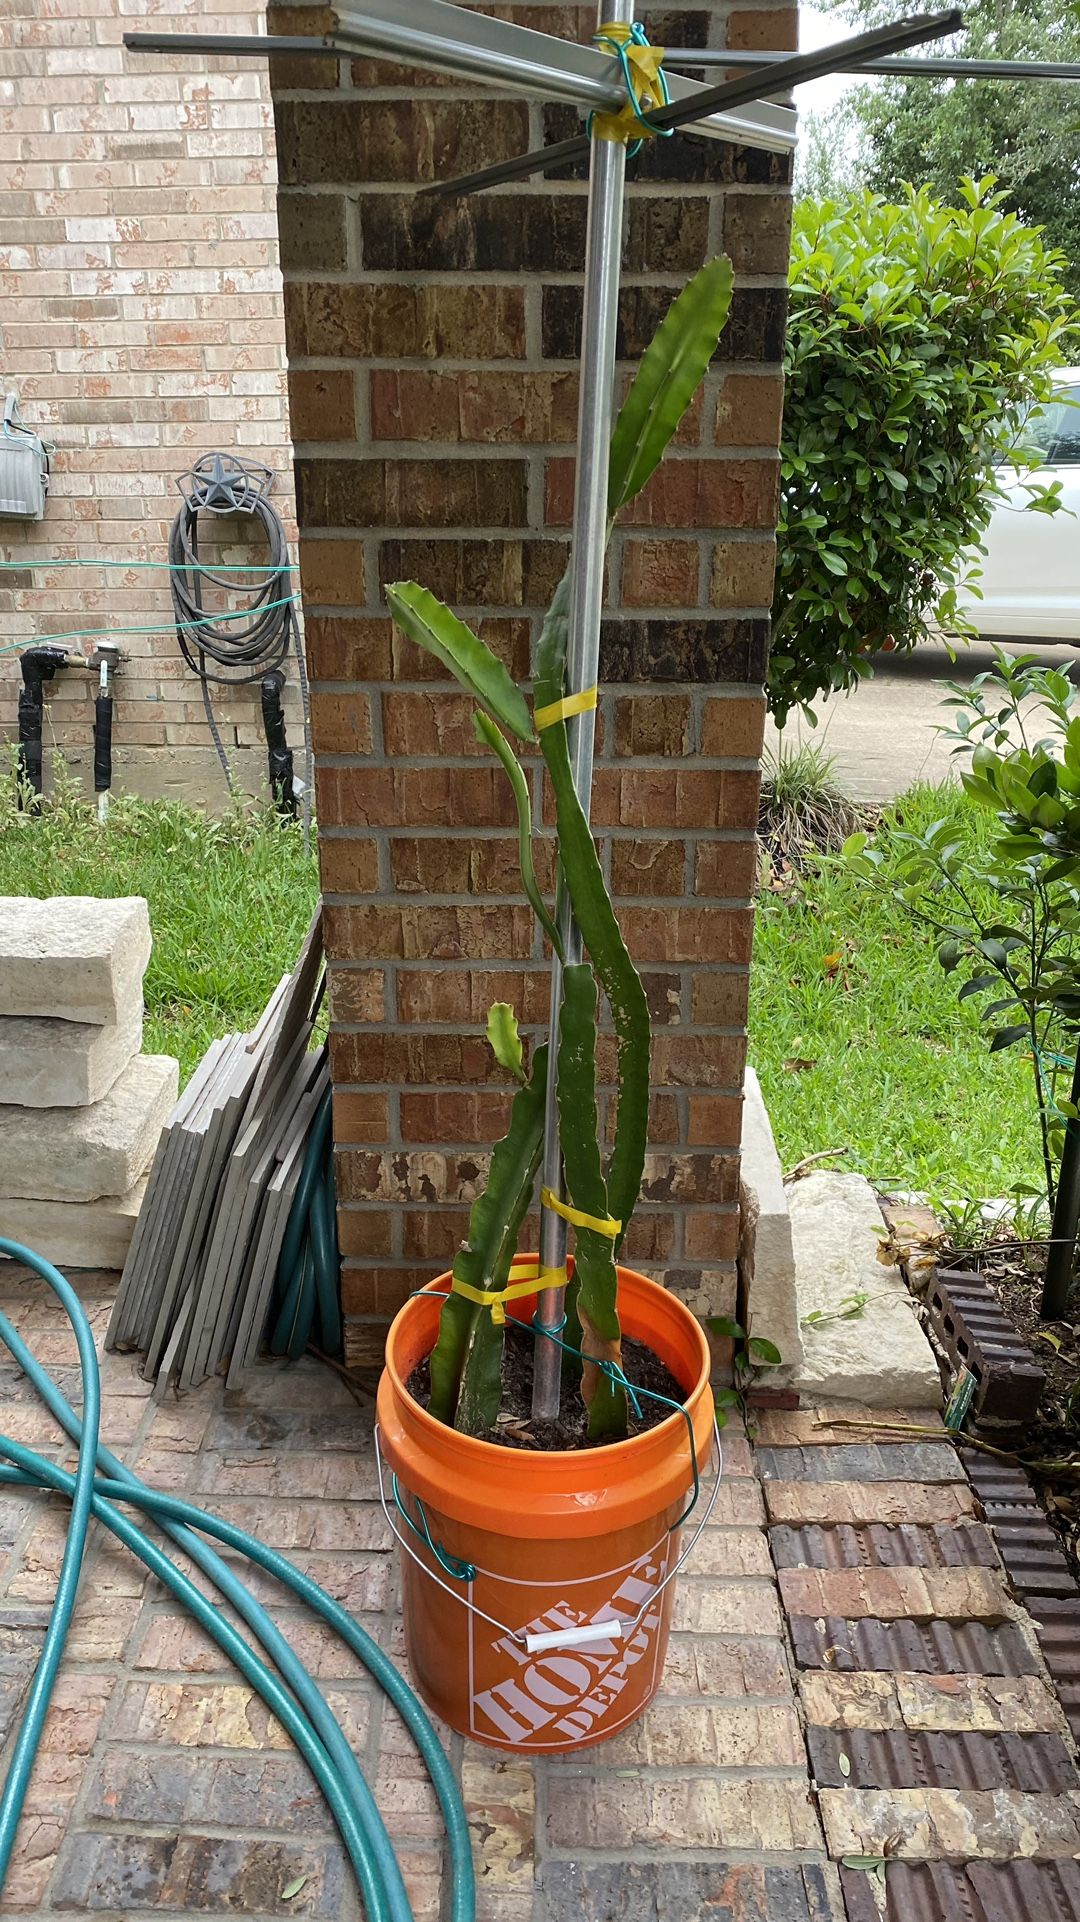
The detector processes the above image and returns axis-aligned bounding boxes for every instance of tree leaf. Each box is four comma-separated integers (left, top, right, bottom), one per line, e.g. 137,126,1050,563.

557,962,626,1441
485,1002,525,1083
534,575,651,1242
428,1045,548,1432
281,1877,308,1902
608,256,734,514
385,581,533,741
473,710,563,959
748,1336,783,1366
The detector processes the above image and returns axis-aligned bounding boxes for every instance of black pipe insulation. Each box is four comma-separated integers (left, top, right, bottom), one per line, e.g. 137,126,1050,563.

16,647,66,812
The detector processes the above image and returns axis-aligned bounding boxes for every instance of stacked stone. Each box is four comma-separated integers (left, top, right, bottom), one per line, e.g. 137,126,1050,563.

0,898,178,1270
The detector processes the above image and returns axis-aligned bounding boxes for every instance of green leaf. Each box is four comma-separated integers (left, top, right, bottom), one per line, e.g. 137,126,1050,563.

608,256,734,515
428,1045,548,1432
841,1856,887,1872
706,1315,745,1341
485,1002,525,1083
748,1336,783,1366
281,1877,309,1902
989,1023,1030,1052
557,963,626,1441
534,575,651,1242
385,581,534,742
473,710,564,960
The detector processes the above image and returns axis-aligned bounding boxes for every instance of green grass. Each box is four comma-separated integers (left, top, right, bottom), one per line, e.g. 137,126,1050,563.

0,784,319,1083
0,771,1049,1204
750,781,1046,1202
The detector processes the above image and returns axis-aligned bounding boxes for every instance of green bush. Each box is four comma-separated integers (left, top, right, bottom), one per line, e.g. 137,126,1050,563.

771,181,1076,724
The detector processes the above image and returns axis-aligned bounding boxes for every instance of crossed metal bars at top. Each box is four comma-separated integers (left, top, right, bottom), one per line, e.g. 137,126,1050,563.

127,3,965,190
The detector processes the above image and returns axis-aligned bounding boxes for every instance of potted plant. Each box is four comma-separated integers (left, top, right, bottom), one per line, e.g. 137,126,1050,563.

375,258,733,1754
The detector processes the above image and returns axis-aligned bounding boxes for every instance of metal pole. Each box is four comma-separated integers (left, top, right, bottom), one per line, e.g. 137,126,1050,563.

532,0,631,1423
662,48,1080,84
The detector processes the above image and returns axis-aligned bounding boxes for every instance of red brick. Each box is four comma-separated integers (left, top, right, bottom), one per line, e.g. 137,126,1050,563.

328,967,386,1023
688,1095,743,1147
611,837,685,898
621,538,700,607
299,539,366,610
318,835,380,894
337,1208,395,1258
727,7,798,51
284,280,526,361
332,1091,390,1141
370,369,578,444
288,367,357,442
701,695,767,759
309,690,373,756
612,694,692,758
716,371,785,444
710,538,777,609
545,457,779,529
694,841,759,901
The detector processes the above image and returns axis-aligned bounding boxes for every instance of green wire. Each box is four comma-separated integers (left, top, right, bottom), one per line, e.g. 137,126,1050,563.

0,592,298,655
0,1239,476,1922
0,558,293,571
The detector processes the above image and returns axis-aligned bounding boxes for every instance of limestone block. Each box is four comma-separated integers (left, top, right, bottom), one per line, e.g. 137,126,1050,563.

0,896,151,1025
0,1003,143,1108
0,1055,179,1203
738,1067,802,1378
0,1181,147,1270
790,1171,941,1407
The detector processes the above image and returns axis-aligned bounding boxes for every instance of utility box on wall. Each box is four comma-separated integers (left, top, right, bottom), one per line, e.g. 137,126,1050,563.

0,395,50,521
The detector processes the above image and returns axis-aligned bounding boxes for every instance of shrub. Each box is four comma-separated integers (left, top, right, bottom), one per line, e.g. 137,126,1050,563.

771,181,1076,724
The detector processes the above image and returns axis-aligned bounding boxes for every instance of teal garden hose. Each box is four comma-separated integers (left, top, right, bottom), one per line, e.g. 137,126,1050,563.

0,1238,475,1922
271,1087,342,1360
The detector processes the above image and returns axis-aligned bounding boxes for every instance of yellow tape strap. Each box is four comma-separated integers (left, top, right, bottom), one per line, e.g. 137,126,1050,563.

533,685,598,732
540,1186,621,1240
591,30,667,145
450,1261,567,1326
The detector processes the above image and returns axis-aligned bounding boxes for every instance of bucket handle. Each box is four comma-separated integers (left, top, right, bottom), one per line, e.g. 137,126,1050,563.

373,1417,723,1653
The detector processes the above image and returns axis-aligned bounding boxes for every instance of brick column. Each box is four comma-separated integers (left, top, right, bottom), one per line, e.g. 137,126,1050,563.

267,1,795,1368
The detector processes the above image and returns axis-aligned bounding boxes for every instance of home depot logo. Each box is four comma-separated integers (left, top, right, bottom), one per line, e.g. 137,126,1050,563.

469,1536,669,1747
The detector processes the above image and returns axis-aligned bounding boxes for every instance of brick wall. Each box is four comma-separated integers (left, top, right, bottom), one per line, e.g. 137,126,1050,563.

267,0,796,1367
0,1,299,805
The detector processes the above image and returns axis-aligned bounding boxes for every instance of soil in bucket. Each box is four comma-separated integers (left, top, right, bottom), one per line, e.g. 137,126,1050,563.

405,1322,685,1452
377,1266,716,1754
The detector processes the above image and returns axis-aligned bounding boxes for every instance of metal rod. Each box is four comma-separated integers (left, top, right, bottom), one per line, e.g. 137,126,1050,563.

126,0,795,157
428,8,963,196
123,33,339,57
663,48,1080,83
1043,1049,1080,1320
532,0,631,1424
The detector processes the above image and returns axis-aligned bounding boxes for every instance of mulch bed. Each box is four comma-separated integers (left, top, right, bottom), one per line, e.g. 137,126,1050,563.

943,1235,1080,1575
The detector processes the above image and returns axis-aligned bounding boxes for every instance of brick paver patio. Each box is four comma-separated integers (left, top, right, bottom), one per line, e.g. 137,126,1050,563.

2,1265,1078,1921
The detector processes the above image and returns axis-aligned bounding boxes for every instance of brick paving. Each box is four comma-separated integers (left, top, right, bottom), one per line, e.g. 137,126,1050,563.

1,1268,1079,1920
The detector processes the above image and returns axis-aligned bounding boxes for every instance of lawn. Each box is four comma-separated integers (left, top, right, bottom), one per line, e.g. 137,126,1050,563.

0,775,1048,1204
750,781,1045,1204
0,788,319,1083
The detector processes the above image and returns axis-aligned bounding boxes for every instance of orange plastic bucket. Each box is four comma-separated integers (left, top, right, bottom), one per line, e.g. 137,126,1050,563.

375,1265,716,1754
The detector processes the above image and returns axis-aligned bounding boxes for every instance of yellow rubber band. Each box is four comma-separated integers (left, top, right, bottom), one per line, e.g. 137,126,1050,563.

450,1261,567,1326
540,1186,621,1239
534,685,598,732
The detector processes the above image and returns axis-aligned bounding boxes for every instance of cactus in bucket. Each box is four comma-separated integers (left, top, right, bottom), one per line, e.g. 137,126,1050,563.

386,257,734,1441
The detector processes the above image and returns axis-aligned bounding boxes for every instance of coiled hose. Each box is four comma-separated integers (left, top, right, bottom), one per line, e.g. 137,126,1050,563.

0,1238,475,1922
168,454,312,822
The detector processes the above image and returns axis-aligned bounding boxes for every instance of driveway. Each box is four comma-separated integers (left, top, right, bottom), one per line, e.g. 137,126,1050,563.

765,640,1080,804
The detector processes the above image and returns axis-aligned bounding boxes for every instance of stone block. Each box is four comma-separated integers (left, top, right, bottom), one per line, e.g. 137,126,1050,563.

0,1181,146,1270
0,1002,142,1108
738,1067,802,1379
0,896,151,1025
0,1055,178,1202
790,1171,941,1407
